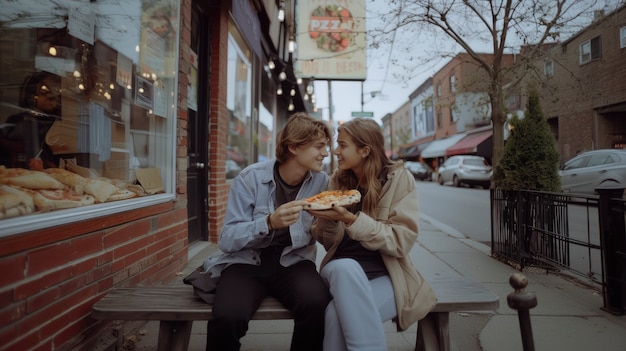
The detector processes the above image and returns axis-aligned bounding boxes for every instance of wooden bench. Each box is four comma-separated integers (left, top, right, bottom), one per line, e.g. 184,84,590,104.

91,276,499,351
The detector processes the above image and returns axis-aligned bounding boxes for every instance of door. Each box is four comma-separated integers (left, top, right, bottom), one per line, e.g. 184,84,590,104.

187,1,210,242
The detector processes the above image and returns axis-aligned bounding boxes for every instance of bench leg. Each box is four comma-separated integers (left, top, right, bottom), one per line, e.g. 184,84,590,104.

158,320,193,351
415,312,450,351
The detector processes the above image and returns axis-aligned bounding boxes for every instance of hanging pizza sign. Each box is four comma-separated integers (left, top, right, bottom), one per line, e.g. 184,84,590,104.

297,1,366,80
308,5,354,53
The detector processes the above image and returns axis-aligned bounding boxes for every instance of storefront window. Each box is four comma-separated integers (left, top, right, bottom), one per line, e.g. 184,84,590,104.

258,103,275,161
0,0,179,234
226,22,252,179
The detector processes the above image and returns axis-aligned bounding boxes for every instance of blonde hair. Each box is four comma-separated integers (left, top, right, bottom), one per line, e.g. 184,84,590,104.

275,112,332,163
332,118,401,214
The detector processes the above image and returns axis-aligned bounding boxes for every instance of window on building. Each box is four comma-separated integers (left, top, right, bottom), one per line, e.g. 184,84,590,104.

544,60,554,77
450,75,456,93
0,1,179,232
621,27,626,49
450,105,459,122
437,85,441,97
437,110,442,128
579,36,601,64
226,23,253,179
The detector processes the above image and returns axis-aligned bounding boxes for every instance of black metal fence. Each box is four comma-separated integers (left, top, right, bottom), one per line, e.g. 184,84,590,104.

490,187,626,314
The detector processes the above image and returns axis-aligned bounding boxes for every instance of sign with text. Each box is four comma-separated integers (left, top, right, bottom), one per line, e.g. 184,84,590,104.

351,111,374,117
296,0,366,80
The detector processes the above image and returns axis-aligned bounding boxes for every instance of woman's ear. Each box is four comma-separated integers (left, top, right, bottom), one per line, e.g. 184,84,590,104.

360,146,371,159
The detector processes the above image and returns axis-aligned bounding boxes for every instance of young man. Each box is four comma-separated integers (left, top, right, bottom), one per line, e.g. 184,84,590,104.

205,112,333,351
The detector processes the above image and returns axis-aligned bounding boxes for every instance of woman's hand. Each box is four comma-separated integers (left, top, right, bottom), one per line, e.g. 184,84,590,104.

306,206,358,226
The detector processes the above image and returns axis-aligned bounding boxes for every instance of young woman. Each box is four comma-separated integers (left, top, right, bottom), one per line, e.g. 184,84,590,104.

308,118,437,351
205,112,333,351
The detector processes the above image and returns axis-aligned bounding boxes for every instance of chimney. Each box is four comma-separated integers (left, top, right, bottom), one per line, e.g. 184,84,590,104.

593,9,605,22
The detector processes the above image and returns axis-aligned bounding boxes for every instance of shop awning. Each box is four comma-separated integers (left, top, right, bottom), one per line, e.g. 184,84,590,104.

421,134,466,159
446,130,493,157
401,141,432,159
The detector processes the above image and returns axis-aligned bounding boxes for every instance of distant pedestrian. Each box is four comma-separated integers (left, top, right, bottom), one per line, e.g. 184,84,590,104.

307,118,437,350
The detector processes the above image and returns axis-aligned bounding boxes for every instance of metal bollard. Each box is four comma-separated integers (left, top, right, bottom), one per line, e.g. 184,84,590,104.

507,273,537,351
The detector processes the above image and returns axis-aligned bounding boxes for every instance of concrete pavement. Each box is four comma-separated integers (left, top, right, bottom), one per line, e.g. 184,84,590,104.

131,214,626,351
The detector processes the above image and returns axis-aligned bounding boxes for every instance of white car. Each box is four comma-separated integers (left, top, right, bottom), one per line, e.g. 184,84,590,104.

437,155,492,188
559,149,626,195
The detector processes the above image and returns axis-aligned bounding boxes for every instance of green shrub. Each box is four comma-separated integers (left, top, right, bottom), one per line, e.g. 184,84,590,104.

493,86,560,191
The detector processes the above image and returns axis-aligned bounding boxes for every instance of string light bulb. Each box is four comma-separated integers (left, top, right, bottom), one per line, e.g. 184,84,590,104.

290,87,296,96
288,99,295,111
277,1,285,22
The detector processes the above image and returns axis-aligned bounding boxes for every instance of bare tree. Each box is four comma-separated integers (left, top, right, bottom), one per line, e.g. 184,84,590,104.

370,0,614,168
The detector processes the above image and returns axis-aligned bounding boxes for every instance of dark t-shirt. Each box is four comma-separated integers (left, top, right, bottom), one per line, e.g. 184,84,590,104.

269,163,303,248
0,112,56,168
332,184,389,280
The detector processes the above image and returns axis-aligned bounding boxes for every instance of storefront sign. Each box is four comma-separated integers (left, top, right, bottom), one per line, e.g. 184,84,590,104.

296,0,367,80
68,7,95,44
232,0,264,61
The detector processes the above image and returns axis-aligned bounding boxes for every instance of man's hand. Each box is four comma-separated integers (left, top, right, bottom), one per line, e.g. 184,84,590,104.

269,200,309,230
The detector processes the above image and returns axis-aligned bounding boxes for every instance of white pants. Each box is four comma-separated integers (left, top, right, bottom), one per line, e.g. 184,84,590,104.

321,258,397,351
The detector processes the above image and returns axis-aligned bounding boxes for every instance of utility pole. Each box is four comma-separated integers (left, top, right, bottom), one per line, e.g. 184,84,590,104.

361,81,364,112
328,80,335,173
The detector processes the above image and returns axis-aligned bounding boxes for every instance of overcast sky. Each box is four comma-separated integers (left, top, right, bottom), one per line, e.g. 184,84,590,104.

311,0,624,125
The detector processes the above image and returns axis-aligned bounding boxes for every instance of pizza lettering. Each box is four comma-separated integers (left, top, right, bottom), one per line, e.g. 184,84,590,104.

309,5,354,53
304,189,361,210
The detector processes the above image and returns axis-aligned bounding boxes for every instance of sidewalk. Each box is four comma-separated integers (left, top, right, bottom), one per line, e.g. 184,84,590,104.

132,215,626,351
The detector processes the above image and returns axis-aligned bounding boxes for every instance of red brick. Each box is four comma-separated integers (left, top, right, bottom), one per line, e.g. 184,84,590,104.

0,254,26,287
69,232,103,260
28,242,71,276
104,219,151,248
0,301,25,325
0,289,12,307
1,332,41,351
26,287,61,313
72,257,98,276
14,265,72,300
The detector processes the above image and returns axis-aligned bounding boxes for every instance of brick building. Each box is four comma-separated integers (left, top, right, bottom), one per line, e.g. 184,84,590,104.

0,1,306,350
533,5,626,162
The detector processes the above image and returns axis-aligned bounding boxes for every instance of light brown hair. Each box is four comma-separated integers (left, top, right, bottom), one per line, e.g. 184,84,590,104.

275,112,332,163
332,118,401,214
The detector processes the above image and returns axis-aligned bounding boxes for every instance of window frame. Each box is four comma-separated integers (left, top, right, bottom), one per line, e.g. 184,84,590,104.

579,36,601,64
620,26,626,49
544,60,554,77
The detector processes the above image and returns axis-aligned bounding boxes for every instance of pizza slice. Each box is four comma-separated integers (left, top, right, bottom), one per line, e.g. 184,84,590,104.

304,189,361,210
0,185,35,219
20,187,95,211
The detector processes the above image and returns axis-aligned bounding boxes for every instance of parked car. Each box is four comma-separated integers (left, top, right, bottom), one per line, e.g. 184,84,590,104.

405,161,432,181
437,155,492,188
225,159,242,178
559,149,626,195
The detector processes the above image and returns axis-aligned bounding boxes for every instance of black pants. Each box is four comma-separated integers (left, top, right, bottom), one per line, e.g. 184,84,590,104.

206,247,331,351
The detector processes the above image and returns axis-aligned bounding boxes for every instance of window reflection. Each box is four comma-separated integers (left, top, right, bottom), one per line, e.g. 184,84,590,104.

226,24,252,179
0,0,178,222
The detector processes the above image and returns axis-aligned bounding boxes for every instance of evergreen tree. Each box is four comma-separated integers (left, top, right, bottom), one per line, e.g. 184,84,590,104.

493,86,560,191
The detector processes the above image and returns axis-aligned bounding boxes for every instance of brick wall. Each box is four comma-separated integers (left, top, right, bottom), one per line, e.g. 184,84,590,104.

0,203,189,350
207,2,231,243
0,0,194,349
537,5,626,162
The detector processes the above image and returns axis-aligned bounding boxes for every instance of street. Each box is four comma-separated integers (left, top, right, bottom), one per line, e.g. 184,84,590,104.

415,180,492,244
414,179,604,286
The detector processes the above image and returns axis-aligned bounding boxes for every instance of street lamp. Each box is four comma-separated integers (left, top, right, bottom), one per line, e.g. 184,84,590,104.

360,82,381,112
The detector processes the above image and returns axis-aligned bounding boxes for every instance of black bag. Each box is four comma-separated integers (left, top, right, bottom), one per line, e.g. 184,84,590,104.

183,266,219,304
